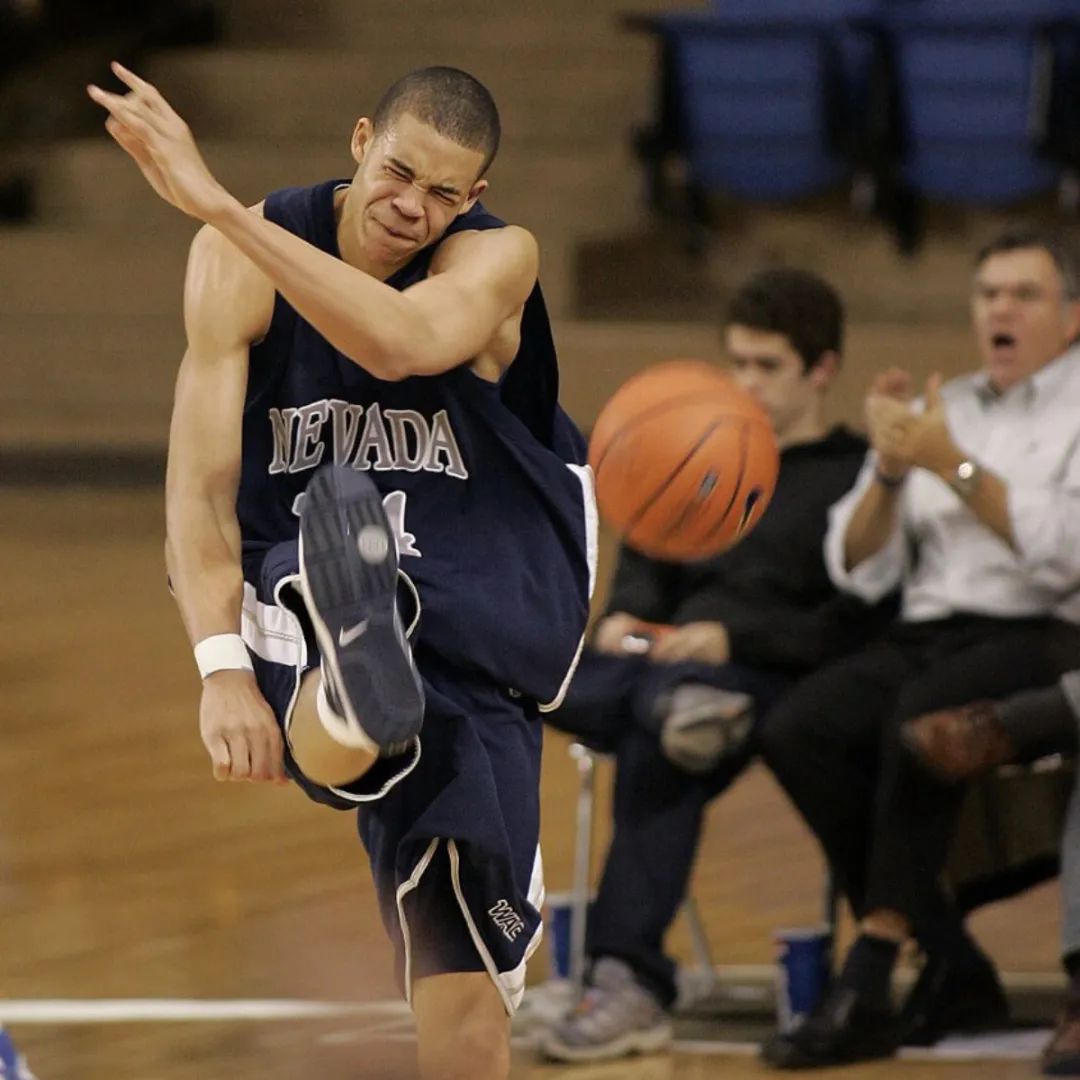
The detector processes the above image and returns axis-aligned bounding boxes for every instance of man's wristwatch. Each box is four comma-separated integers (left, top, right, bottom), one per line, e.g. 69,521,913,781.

948,458,981,499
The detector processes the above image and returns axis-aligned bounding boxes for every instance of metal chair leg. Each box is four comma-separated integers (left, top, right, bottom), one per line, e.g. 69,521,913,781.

568,742,597,996
682,894,719,996
821,869,839,969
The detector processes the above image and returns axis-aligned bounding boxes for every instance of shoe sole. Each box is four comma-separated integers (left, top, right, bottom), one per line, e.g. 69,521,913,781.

1044,1050,1080,1075
903,1006,1010,1047
299,466,425,752
539,1023,673,1063
661,707,754,774
761,1034,899,1070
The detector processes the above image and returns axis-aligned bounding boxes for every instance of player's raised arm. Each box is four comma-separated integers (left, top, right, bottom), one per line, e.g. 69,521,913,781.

205,202,536,379
166,223,270,641
88,62,535,381
167,222,284,783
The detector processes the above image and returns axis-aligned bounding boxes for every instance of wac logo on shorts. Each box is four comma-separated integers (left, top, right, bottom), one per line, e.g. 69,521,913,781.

488,899,526,942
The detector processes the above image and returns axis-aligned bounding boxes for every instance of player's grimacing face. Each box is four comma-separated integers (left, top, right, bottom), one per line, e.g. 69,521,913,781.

725,324,818,438
350,112,487,259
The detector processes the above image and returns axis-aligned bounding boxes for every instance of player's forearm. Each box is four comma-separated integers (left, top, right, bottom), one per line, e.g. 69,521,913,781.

165,496,245,646
843,480,903,571
207,199,427,379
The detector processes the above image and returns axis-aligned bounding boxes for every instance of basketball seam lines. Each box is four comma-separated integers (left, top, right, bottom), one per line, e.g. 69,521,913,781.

658,421,748,541
621,419,726,541
703,420,751,542
592,390,729,477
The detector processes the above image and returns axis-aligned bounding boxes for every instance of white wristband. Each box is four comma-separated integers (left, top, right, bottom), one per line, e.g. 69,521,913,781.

194,633,253,679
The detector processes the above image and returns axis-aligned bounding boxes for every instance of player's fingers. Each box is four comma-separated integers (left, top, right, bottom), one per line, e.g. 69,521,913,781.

245,732,268,782
224,734,252,781
205,734,232,782
261,743,286,784
267,726,287,782
106,117,153,164
109,60,154,95
111,60,188,127
249,727,282,783
110,61,165,111
88,85,160,140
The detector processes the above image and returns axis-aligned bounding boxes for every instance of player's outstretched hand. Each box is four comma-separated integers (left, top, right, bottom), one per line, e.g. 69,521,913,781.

87,61,234,222
199,669,287,784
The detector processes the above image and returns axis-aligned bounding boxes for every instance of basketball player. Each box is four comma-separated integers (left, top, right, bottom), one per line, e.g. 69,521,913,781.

88,63,596,1080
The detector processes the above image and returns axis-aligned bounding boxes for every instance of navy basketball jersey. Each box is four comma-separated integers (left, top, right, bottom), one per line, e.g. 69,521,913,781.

238,180,596,708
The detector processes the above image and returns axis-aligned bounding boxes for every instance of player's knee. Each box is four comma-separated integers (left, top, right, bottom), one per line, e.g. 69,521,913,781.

287,682,377,787
292,744,376,789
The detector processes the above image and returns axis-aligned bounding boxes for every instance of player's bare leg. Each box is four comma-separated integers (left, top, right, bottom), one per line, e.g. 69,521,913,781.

287,669,379,786
413,972,511,1080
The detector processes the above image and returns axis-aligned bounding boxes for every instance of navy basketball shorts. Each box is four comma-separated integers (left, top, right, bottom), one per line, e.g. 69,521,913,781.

240,539,546,1014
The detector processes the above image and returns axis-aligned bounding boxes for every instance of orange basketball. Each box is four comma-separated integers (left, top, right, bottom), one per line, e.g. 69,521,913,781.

588,359,779,561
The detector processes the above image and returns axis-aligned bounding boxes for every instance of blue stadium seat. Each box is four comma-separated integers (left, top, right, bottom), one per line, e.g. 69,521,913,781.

626,0,1080,250
879,1,1080,203
649,7,877,205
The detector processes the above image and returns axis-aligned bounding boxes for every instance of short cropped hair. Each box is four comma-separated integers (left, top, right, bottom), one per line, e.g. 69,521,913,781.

975,225,1080,301
372,66,501,177
725,268,844,372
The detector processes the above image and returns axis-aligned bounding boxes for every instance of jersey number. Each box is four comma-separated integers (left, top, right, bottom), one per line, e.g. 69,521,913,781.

291,488,421,558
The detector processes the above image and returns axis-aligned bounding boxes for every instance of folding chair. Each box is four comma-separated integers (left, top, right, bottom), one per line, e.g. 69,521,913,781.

564,741,839,1005
877,1,1080,204
565,741,719,999
623,3,879,236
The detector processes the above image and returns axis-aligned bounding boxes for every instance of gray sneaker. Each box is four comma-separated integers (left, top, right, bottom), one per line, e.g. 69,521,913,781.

539,957,673,1062
660,683,754,774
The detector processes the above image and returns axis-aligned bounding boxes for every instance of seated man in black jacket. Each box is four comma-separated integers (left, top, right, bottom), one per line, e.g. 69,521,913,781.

541,268,892,1063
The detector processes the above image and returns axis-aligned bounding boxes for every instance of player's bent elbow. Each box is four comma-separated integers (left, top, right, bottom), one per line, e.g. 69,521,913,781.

335,333,416,381
339,314,460,381
341,343,449,382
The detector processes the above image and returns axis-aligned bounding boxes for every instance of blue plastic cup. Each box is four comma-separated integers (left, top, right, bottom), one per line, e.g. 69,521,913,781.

775,927,832,1032
545,892,575,980
548,889,600,984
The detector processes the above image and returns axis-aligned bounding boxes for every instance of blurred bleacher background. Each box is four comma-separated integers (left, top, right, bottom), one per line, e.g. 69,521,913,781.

5,0,1080,473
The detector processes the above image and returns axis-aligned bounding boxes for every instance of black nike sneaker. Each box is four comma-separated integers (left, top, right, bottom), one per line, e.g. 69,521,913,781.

298,465,425,753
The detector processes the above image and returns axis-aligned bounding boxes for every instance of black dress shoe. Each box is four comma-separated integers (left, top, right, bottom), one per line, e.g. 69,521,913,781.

900,702,1014,782
760,986,901,1069
1043,995,1080,1075
900,942,1009,1046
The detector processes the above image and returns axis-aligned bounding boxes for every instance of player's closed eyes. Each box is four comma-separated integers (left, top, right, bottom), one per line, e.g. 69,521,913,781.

386,166,456,206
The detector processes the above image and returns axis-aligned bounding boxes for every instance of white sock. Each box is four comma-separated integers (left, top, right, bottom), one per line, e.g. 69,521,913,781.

315,676,379,754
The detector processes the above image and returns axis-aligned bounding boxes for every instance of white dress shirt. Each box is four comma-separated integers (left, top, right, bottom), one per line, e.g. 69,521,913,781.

1065,670,1080,719
825,345,1080,624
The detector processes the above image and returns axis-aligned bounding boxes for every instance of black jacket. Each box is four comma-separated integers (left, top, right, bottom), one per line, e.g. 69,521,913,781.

605,425,894,674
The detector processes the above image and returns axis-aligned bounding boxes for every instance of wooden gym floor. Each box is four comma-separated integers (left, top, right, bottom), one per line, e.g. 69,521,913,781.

0,486,1063,1079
